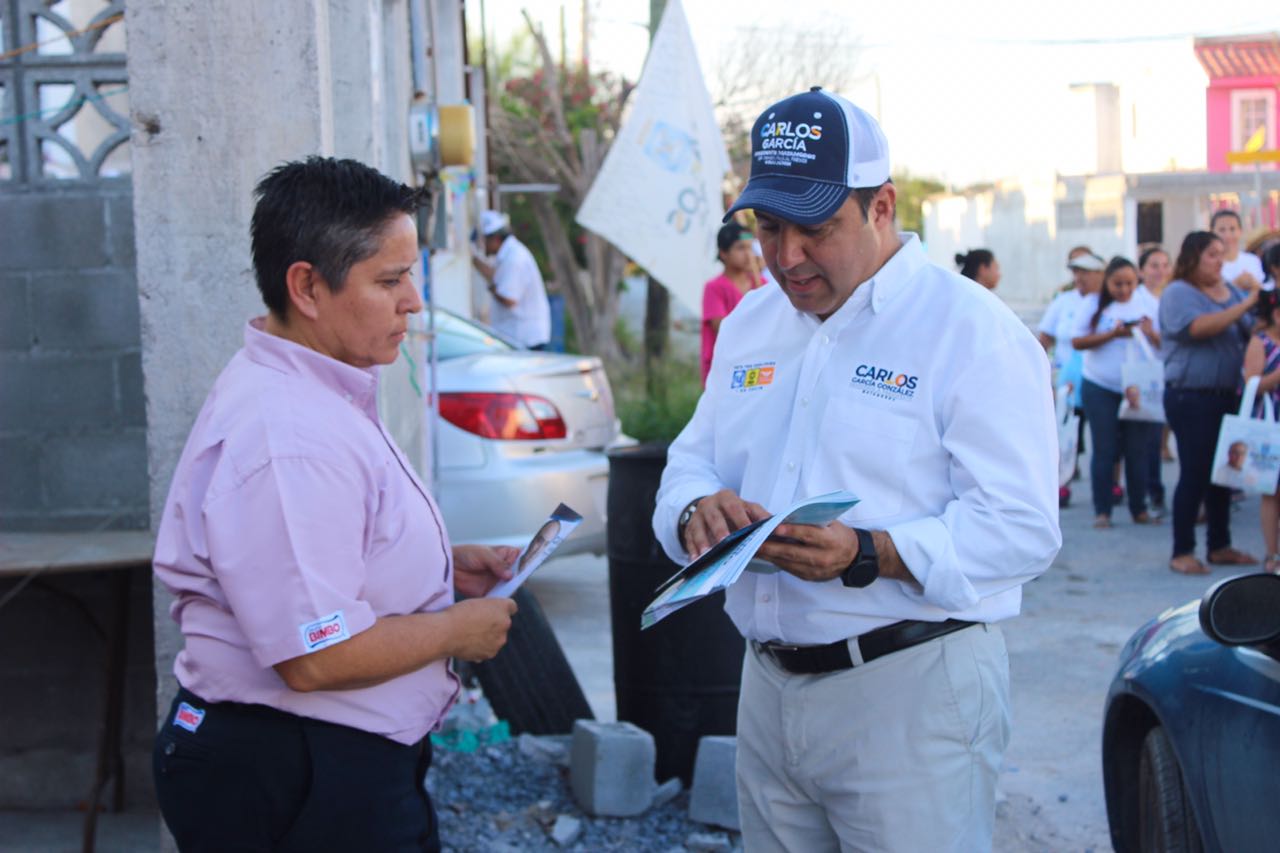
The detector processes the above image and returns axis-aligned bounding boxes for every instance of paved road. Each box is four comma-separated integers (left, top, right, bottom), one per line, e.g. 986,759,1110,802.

532,453,1268,853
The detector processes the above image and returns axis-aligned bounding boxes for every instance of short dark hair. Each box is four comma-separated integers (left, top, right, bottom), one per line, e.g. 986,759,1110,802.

1210,208,1241,230
955,249,995,280
1264,242,1280,282
251,157,429,318
1138,246,1168,270
1256,288,1280,326
1091,255,1137,330
717,221,752,254
1173,231,1222,284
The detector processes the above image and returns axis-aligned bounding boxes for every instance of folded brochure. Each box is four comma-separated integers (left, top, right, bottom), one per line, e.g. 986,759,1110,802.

486,503,582,598
641,490,860,629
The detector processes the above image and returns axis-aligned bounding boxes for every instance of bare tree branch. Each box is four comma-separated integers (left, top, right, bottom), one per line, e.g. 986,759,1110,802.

521,9,581,175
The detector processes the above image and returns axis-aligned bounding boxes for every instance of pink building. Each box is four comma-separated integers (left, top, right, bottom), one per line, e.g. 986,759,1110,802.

1194,34,1280,174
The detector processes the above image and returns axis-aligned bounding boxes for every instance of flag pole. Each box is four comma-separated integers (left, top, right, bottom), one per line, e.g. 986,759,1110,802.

643,0,670,395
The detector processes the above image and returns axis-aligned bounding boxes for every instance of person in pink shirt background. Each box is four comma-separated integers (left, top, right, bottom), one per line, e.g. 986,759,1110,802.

151,157,517,852
701,221,765,384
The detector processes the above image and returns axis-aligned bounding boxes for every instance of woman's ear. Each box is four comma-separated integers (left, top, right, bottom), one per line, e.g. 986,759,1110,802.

284,261,323,321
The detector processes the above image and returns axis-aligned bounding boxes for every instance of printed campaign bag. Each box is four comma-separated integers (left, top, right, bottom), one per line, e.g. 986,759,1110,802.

1210,376,1280,495
1056,384,1080,488
1118,331,1165,423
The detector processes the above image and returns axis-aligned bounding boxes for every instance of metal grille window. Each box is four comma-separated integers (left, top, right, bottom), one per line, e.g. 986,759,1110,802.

1237,95,1269,148
0,0,127,187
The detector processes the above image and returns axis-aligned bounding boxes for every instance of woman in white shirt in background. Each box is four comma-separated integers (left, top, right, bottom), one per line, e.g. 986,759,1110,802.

1072,256,1163,528
1212,209,1265,291
1138,246,1174,512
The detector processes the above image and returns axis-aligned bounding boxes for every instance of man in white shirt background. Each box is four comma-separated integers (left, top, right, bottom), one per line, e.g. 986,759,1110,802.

470,210,552,349
652,87,1061,852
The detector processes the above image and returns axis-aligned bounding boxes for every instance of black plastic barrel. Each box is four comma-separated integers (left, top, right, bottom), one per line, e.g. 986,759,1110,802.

606,443,744,785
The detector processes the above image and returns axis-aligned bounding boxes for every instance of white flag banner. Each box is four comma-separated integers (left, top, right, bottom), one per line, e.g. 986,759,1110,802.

575,0,729,314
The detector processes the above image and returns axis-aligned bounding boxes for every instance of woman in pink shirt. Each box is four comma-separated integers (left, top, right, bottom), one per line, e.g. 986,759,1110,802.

151,158,518,852
702,222,765,384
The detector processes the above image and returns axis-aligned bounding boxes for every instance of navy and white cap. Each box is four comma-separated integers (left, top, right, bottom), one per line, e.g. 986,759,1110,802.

725,87,890,226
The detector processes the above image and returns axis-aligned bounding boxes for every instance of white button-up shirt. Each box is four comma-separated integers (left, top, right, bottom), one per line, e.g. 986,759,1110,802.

653,234,1062,645
490,235,551,348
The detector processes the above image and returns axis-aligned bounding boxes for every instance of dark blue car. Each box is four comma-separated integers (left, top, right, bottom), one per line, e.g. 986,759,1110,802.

1102,573,1280,853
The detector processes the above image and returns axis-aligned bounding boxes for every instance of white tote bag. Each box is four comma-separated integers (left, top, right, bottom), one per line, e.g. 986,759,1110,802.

1117,331,1165,423
1056,384,1080,488
1210,376,1280,495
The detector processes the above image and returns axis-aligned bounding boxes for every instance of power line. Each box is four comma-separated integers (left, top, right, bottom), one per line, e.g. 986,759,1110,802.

0,12,124,62
0,85,129,128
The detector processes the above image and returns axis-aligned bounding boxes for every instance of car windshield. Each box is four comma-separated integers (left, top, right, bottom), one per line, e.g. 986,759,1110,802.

428,308,516,360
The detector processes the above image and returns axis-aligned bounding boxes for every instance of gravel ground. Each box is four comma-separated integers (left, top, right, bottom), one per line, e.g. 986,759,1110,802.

427,731,741,853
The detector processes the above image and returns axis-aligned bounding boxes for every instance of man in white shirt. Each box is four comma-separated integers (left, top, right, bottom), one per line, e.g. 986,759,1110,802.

470,210,552,349
652,88,1061,852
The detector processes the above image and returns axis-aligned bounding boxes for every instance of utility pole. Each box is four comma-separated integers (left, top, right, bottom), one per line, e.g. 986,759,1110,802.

643,0,670,391
580,0,589,73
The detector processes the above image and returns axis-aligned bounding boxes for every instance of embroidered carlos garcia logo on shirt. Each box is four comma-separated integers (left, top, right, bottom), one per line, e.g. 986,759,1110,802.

852,364,918,400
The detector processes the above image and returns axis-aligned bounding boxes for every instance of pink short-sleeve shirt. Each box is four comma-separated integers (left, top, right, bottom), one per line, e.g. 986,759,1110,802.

701,274,763,383
153,319,458,745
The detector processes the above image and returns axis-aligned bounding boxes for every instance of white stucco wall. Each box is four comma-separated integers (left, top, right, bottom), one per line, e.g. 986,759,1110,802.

128,0,418,733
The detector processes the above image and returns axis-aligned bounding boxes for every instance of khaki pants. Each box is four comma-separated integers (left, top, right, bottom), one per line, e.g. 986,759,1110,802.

737,624,1011,853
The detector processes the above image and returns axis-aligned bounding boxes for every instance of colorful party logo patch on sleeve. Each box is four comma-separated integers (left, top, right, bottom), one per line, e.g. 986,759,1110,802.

730,362,777,392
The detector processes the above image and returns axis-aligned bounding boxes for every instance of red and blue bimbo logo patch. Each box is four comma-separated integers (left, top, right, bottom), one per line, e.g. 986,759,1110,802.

173,701,205,733
300,610,350,652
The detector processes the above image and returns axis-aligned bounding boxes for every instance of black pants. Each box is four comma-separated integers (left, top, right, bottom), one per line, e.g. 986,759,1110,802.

1081,379,1157,519
154,688,440,852
1164,387,1237,557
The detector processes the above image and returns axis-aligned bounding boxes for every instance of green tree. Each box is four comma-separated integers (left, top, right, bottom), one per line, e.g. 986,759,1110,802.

892,170,947,238
486,14,635,366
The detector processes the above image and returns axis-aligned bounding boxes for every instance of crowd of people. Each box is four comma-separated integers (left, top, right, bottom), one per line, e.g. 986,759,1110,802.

1030,210,1280,575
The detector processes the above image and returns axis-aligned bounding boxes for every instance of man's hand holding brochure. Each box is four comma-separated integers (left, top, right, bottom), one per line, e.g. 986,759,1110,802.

642,490,860,629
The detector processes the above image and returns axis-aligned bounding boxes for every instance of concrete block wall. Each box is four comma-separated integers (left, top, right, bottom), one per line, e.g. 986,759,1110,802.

0,187,148,531
0,565,156,809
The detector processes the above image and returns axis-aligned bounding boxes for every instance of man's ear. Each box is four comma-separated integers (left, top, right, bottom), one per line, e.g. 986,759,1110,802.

284,261,323,321
872,183,898,228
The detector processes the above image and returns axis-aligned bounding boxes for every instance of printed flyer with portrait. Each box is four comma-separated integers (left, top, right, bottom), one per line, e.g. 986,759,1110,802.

486,503,582,598
641,490,860,629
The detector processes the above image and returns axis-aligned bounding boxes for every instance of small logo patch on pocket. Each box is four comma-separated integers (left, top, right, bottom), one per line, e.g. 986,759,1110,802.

174,701,205,733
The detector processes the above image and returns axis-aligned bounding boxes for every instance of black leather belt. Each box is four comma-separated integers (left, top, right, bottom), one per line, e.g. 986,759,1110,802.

752,619,979,675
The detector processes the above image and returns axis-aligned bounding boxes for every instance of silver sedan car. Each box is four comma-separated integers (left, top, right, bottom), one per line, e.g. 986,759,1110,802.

425,307,628,557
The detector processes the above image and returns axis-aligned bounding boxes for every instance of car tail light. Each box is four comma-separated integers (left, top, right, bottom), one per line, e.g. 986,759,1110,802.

439,392,568,440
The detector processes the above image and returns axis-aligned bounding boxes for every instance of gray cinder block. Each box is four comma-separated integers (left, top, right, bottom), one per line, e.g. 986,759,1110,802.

0,194,109,271
30,270,140,350
569,719,656,817
0,274,31,350
689,736,740,830
0,356,117,430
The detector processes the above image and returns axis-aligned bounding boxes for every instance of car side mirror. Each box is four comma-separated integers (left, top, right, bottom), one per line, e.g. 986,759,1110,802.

1199,573,1280,649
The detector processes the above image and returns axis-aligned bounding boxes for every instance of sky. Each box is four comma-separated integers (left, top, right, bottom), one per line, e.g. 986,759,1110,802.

472,0,1279,186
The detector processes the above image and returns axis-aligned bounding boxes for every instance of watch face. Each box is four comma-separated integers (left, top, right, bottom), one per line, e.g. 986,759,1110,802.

841,529,878,588
841,557,878,588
